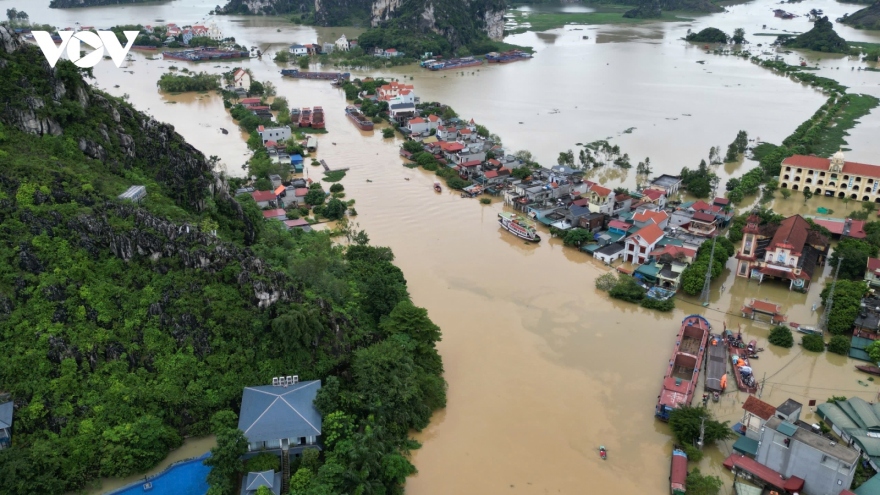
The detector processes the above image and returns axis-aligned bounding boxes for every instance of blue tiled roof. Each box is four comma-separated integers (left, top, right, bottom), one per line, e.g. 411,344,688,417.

0,401,11,429
238,381,322,443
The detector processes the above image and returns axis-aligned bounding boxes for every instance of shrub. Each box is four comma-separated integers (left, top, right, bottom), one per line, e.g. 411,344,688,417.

827,335,850,355
324,198,347,220
768,325,794,348
608,276,645,303
329,183,344,193
640,298,675,312
479,198,491,204
595,273,618,292
244,453,279,473
802,334,825,352
446,177,469,190
382,128,395,138
285,210,300,220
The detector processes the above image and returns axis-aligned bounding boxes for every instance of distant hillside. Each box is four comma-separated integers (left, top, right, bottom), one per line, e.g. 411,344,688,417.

840,2,880,29
216,0,506,44
49,0,153,8
783,16,849,53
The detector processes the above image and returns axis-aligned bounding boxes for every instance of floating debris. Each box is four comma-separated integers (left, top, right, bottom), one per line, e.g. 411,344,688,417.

682,113,692,116
623,127,635,134
696,60,706,64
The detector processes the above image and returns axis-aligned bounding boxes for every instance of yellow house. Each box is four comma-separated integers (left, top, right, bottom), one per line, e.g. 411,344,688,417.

779,150,880,202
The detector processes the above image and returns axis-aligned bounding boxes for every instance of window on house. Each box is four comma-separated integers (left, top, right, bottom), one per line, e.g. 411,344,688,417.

739,264,747,275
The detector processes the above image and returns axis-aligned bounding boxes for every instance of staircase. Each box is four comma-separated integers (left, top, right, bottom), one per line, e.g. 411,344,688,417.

281,448,291,493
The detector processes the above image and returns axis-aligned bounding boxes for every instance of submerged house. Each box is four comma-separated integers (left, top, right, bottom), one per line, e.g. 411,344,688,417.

734,214,829,290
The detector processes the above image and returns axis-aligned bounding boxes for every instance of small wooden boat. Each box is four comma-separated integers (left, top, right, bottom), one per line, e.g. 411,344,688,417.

599,446,607,460
433,181,442,193
856,365,880,376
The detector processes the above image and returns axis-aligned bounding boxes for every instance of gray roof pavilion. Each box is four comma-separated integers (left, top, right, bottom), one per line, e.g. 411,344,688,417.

238,381,322,444
0,401,12,429
241,470,282,495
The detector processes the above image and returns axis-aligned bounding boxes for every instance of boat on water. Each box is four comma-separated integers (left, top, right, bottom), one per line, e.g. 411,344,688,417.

281,69,351,80
498,211,541,242
162,48,249,62
856,365,880,376
790,322,822,336
486,50,532,63
670,447,688,495
345,106,374,131
434,181,442,193
724,330,758,393
655,315,711,421
290,108,300,126
426,57,482,71
704,333,728,393
312,106,325,129
300,108,312,128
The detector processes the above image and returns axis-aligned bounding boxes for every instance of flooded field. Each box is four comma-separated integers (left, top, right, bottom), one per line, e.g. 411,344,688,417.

10,0,880,493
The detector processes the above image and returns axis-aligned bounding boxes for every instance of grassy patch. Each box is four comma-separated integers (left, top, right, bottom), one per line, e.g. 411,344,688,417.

322,170,347,182
814,93,880,156
507,9,692,33
849,41,880,50
297,127,328,134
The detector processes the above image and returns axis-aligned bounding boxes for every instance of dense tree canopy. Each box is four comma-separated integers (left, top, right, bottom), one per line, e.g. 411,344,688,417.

686,27,729,43
784,17,850,53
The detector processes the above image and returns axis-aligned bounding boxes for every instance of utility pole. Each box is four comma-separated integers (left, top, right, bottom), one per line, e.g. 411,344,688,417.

759,372,766,398
700,237,717,307
820,257,843,334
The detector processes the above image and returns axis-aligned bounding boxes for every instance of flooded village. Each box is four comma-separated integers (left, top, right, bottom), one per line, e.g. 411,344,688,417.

5,0,880,493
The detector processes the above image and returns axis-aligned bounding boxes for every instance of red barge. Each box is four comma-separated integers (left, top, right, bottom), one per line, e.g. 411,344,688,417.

311,106,325,129
299,108,312,128
723,327,759,393
655,315,711,421
345,106,374,131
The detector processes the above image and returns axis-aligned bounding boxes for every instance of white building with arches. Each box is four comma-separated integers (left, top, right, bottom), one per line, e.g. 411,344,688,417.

778,150,880,203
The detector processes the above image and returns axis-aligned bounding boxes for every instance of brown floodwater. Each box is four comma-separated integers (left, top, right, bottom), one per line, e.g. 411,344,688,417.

13,0,880,493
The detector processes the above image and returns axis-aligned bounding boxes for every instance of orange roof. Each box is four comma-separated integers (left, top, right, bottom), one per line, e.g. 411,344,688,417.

650,245,697,259
691,200,713,211
869,257,880,274
294,187,309,197
631,223,664,245
641,189,664,201
262,208,287,219
439,142,465,152
633,210,668,225
784,155,880,179
746,299,783,315
460,129,472,134
408,117,426,124
428,115,440,122
484,170,498,178
742,396,776,420
590,184,612,197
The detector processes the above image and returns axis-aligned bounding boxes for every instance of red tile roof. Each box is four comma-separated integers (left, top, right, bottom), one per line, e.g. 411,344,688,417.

713,197,730,205
460,160,481,167
440,142,465,152
692,211,716,223
634,210,668,225
641,189,664,201
408,117,425,124
262,209,287,219
784,476,805,492
691,200,712,211
484,170,498,178
650,245,697,259
590,184,612,197
251,190,277,202
769,214,813,254
742,396,776,420
488,159,501,166
241,98,261,104
631,223,664,245
722,454,786,490
294,187,309,197
572,198,590,207
869,257,880,274
783,155,880,179
746,299,784,315
811,218,866,239
460,128,472,134
428,114,440,122
284,218,309,228
609,220,631,231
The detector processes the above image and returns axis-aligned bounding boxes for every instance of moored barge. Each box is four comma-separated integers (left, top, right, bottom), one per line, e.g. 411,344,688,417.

281,69,351,80
345,106,374,131
704,333,727,393
486,50,532,63
724,329,759,393
655,315,710,421
426,57,482,71
670,446,688,495
311,106,325,129
163,48,249,61
300,108,312,128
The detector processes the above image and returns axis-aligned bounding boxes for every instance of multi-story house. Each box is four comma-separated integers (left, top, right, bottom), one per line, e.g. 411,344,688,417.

623,223,664,264
734,214,829,290
587,184,614,214
258,125,292,145
779,150,880,202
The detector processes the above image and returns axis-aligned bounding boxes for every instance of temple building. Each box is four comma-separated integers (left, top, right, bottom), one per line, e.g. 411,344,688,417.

779,150,880,202
734,213,829,290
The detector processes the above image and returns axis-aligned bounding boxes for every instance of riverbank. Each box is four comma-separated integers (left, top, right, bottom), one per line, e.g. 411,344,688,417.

505,6,697,34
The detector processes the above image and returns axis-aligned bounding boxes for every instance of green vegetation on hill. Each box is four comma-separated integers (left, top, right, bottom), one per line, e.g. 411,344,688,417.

48,0,152,8
783,16,850,53
686,27,730,43
0,27,445,495
841,2,880,30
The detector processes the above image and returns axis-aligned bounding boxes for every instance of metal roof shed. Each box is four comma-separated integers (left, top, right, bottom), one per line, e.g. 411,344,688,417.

118,185,146,203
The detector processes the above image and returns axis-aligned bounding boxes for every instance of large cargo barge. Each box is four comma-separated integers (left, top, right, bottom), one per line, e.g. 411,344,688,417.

704,333,727,393
486,50,531,63
300,108,312,128
163,48,249,61
655,315,710,421
345,106,374,131
426,57,482,71
311,106,325,129
289,108,300,126
498,212,541,242
281,69,351,81
670,447,688,495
